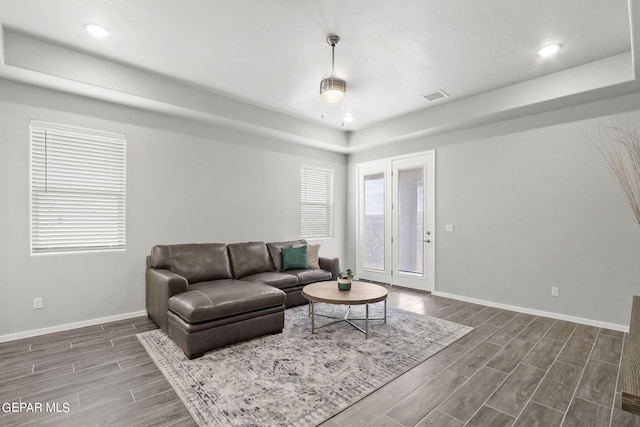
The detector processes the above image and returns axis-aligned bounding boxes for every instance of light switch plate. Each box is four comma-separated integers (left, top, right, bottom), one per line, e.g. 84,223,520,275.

445,224,454,232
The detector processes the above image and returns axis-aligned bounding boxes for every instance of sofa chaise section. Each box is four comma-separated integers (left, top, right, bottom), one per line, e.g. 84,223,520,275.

168,280,285,359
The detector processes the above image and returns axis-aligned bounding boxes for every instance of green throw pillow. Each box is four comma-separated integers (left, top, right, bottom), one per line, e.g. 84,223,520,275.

281,246,308,271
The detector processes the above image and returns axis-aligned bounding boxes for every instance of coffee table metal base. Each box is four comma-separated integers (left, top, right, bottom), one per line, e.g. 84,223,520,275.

309,300,387,339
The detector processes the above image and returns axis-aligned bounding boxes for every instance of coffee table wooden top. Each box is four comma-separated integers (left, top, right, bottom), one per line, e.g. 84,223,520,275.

302,281,388,305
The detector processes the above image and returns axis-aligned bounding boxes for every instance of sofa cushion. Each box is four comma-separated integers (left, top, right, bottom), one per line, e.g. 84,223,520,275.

228,242,274,278
267,240,306,271
286,269,332,285
282,246,308,270
150,243,232,283
240,272,299,290
293,243,320,269
169,281,285,323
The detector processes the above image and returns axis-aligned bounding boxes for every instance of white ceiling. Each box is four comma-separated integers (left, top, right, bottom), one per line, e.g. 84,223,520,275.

0,0,637,152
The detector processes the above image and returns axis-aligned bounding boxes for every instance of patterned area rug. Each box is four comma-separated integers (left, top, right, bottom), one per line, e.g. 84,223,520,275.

138,303,472,427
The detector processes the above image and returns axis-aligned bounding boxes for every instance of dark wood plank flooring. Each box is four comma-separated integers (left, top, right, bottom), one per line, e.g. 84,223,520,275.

0,287,638,426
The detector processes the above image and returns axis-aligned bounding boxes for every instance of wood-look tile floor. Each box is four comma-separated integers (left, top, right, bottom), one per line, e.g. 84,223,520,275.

1,287,639,426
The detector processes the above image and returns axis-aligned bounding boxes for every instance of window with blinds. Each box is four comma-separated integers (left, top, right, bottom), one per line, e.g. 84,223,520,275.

300,165,334,238
30,121,126,254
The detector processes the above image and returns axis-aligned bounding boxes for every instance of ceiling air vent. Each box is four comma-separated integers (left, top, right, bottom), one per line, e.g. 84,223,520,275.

421,89,449,102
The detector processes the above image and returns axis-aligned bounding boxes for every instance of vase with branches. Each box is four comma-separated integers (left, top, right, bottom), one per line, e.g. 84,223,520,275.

597,117,640,226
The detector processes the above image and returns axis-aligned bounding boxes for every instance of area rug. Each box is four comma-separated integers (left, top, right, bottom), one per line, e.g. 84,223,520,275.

138,303,472,427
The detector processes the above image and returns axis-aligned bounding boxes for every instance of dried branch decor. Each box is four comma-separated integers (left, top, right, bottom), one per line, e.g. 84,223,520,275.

598,118,640,226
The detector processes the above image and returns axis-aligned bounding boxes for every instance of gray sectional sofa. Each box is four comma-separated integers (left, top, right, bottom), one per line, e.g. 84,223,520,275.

145,240,339,358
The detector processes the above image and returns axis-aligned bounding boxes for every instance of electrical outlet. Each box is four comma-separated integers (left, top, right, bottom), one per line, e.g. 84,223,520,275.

551,287,559,297
33,297,43,309
445,224,454,232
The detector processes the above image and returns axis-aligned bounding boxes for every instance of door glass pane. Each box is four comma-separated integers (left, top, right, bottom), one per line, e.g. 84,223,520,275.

364,173,385,270
398,168,424,275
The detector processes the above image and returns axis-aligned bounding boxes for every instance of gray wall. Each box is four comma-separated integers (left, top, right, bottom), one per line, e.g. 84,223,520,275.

3,75,640,336
0,79,346,338
348,93,640,327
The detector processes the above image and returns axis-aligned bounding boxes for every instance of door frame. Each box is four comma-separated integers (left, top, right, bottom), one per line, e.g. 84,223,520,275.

355,150,436,292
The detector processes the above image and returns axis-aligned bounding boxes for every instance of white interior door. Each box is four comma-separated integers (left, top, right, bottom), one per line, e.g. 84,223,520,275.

356,151,435,292
391,153,434,291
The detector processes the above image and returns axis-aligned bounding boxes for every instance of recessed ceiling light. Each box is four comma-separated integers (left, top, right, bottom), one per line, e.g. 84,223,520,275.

343,115,355,123
85,24,109,38
537,44,561,57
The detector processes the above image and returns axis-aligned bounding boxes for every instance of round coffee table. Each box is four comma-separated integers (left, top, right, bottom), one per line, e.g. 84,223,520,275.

301,280,388,339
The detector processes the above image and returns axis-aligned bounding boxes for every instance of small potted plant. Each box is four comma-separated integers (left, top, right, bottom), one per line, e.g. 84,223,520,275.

337,269,354,290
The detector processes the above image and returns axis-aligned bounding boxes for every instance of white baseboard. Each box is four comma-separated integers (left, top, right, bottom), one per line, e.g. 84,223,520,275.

432,291,628,333
0,310,148,343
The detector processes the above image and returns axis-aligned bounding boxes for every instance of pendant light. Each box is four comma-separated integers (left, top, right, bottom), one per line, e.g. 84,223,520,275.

320,35,346,104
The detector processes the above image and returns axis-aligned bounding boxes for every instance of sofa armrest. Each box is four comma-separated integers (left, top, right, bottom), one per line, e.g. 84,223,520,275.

146,268,188,333
319,257,340,280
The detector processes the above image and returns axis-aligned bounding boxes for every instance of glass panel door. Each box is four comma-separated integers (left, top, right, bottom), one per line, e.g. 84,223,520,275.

363,173,385,271
398,168,424,275
357,160,391,284
356,151,434,291
392,153,434,291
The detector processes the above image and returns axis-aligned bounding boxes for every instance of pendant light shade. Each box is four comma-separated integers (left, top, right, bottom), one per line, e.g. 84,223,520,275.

320,35,346,104
320,77,346,103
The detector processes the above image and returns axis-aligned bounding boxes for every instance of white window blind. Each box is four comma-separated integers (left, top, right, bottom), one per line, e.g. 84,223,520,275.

30,121,126,254
300,165,334,238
